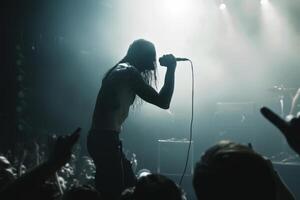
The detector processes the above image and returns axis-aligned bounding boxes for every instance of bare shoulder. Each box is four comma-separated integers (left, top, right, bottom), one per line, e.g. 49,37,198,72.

117,63,138,73
115,63,141,80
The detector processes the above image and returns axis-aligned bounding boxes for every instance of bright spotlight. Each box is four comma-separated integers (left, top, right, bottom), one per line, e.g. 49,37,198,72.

162,0,191,17
260,0,269,5
219,3,226,10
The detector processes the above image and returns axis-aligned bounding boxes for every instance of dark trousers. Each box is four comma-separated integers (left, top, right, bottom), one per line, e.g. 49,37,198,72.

87,130,136,200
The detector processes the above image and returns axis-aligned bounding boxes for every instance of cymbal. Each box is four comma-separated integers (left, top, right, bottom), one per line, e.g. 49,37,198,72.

267,86,297,94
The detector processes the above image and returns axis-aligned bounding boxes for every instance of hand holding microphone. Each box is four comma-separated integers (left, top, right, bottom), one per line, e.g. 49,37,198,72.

159,54,190,69
159,54,177,69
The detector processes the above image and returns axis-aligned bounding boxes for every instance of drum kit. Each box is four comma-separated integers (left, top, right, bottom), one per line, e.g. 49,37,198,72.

268,85,300,164
214,85,300,164
268,85,298,118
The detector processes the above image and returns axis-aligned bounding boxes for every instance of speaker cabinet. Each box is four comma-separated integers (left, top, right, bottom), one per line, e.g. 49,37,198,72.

157,139,194,176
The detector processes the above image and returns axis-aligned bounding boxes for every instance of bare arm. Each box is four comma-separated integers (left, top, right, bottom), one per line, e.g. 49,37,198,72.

129,54,177,109
0,128,80,199
261,107,300,155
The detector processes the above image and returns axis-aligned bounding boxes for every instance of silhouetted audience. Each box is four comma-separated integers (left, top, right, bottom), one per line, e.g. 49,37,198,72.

0,128,81,200
1,106,300,200
0,156,15,190
130,174,185,200
61,185,102,200
261,107,300,155
193,140,294,200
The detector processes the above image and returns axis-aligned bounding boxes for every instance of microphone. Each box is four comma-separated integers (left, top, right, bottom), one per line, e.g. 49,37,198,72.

159,56,190,66
176,57,190,61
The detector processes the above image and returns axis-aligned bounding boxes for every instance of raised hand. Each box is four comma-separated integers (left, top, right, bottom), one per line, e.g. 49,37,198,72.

47,127,81,169
159,54,177,69
261,107,300,155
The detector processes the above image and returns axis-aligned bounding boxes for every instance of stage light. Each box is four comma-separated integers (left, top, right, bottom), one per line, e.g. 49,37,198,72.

17,75,23,82
260,0,269,5
18,91,25,98
161,0,192,18
16,106,23,113
17,124,24,131
219,3,226,10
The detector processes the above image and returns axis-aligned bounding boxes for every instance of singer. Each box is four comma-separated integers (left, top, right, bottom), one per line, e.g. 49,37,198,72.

87,39,177,200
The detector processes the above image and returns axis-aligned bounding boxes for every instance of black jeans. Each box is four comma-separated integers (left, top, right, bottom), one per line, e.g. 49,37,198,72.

87,130,136,200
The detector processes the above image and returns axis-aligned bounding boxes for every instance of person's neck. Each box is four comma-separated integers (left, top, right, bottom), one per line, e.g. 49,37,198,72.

125,60,144,73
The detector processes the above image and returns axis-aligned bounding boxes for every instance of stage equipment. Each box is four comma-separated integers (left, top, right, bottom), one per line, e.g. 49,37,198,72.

157,139,194,176
268,85,297,117
158,56,194,185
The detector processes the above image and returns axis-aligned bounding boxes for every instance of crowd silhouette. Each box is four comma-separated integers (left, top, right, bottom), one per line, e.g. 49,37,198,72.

0,106,299,200
1,39,300,200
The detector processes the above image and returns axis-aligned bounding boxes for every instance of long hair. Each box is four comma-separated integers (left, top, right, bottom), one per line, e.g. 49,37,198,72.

103,39,157,88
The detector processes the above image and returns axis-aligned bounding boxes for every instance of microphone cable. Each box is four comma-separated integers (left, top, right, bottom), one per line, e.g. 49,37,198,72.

179,60,194,186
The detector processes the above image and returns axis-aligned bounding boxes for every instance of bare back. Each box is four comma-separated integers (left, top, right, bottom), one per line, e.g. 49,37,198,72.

91,56,176,132
91,63,136,132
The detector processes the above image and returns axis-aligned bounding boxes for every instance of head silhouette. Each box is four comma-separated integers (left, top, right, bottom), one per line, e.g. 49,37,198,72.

103,39,157,87
133,174,184,200
125,39,157,72
193,140,276,200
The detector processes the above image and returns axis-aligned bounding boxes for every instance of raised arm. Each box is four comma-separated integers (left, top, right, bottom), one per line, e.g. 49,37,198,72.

129,54,177,109
261,107,300,155
0,128,80,199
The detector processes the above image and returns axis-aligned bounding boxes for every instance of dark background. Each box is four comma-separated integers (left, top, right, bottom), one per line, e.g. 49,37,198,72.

1,0,300,198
